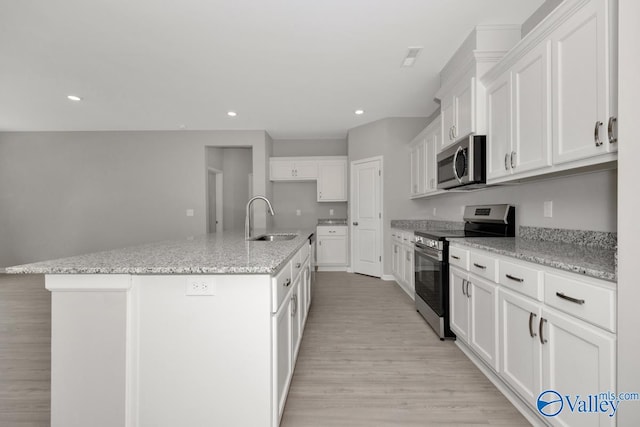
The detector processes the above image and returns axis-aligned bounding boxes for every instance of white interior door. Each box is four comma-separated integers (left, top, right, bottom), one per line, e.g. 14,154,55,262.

207,168,223,233
350,157,382,277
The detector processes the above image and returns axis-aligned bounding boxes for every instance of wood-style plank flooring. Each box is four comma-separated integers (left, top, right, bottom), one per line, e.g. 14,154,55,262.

0,272,529,426
281,272,531,426
0,274,50,427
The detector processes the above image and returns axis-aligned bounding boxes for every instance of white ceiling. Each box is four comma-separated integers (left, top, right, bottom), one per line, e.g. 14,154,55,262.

0,0,543,139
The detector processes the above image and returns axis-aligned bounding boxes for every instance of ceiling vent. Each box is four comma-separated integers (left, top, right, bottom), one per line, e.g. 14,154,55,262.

401,47,423,67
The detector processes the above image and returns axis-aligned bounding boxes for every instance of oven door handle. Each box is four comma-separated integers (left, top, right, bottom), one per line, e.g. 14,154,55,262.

414,244,442,262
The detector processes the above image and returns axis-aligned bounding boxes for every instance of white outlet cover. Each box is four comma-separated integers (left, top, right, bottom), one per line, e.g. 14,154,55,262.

186,278,216,296
296,209,301,216
432,207,437,216
544,200,553,218
186,209,194,217
329,209,334,216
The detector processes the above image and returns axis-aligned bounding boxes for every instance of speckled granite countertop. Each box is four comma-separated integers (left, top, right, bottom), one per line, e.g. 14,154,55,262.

391,220,465,232
317,218,348,225
6,229,314,275
449,237,616,282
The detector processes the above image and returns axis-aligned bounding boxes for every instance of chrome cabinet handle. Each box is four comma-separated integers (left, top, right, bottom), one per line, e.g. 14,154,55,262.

556,292,585,305
465,280,471,298
510,151,516,169
505,274,524,283
449,127,453,140
504,153,509,171
594,121,603,147
462,279,467,296
608,116,617,144
291,294,297,317
528,312,537,338
453,125,457,139
451,255,460,260
353,222,358,226
539,317,547,344
295,262,301,268
284,278,291,287
473,263,486,270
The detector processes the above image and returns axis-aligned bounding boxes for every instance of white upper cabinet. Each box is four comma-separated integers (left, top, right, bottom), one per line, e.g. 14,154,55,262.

436,26,521,151
486,41,552,181
482,0,617,184
409,116,442,199
317,159,347,202
551,0,617,164
270,158,318,181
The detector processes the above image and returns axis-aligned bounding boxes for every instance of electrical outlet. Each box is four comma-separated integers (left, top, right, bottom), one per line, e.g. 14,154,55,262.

186,278,216,296
296,209,301,216
432,207,437,216
186,209,194,217
329,209,334,216
544,200,553,218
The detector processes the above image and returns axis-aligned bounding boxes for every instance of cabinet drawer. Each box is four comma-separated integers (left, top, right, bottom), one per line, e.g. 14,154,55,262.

469,251,498,282
272,262,293,312
317,226,347,236
498,260,543,301
544,273,616,332
400,231,414,245
449,246,469,270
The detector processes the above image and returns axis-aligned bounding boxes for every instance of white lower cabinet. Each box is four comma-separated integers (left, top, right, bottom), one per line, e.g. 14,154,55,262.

316,226,348,268
450,266,499,370
450,243,616,427
273,290,292,422
390,229,414,297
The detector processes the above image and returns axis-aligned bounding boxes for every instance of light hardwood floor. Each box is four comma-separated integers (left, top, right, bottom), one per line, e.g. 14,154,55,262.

281,272,531,427
0,274,50,427
0,272,529,426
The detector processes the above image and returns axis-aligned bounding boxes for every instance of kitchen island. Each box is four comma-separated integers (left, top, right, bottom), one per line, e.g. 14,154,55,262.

7,230,315,427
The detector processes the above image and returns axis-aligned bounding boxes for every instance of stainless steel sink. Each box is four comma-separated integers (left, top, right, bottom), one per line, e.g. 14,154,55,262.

251,233,297,241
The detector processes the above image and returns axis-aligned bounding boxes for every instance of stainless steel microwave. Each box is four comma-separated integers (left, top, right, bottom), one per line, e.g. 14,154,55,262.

436,135,486,190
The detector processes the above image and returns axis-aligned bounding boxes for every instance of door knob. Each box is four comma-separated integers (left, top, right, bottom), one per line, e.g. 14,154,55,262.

353,222,359,226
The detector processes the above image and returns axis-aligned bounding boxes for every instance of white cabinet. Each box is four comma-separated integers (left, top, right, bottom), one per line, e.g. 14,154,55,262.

440,74,478,149
316,226,348,267
270,158,318,181
317,159,347,202
551,0,617,165
450,265,499,370
390,230,415,297
272,290,292,421
409,116,442,199
486,41,552,181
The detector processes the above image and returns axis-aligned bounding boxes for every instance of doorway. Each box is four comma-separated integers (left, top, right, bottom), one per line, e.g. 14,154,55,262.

350,156,383,277
207,168,223,233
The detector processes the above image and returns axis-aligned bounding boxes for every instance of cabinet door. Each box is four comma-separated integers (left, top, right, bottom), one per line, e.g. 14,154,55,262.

410,145,420,196
541,307,616,427
291,281,302,362
486,71,513,180
317,236,347,266
272,296,292,423
449,267,469,342
499,288,543,407
552,0,612,164
441,97,456,149
391,243,400,278
425,125,439,192
403,246,414,292
469,276,499,371
454,78,474,139
317,160,347,201
293,160,318,180
512,41,552,175
270,160,295,180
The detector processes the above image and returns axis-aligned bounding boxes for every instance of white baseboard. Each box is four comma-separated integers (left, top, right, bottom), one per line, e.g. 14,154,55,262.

346,267,353,273
381,274,395,281
455,341,549,427
317,266,348,272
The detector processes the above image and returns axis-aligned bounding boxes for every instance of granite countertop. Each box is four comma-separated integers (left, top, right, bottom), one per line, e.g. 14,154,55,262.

391,219,465,232
449,237,616,282
317,218,348,226
6,229,314,275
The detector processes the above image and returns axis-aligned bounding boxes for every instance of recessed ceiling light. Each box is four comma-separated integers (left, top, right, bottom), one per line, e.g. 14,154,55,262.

401,47,423,68
354,109,365,115
227,111,237,117
67,95,82,102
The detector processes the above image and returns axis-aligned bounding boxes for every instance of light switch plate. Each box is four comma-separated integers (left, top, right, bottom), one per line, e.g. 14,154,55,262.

296,209,301,216
544,201,553,218
186,209,194,217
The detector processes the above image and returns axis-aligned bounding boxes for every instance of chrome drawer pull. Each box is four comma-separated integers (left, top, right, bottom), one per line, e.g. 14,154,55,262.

284,278,291,287
594,121,603,147
608,116,618,144
505,274,524,283
451,255,460,260
473,263,486,270
556,292,585,305
528,312,537,338
539,317,547,344
295,262,301,268
462,279,467,296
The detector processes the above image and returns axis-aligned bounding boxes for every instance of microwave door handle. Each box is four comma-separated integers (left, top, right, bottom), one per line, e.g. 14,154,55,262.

452,146,464,183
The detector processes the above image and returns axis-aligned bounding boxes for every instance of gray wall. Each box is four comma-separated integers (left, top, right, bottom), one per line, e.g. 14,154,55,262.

521,0,563,36
348,117,618,277
220,148,252,231
270,138,348,230
0,130,271,268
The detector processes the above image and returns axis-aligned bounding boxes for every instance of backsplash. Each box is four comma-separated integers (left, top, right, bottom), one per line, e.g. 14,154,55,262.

390,219,465,230
519,226,617,250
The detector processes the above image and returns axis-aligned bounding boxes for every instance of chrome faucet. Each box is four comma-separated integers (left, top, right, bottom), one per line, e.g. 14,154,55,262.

245,195,276,240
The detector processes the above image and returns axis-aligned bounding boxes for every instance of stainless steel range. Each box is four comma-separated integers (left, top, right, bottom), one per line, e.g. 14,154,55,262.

414,204,515,340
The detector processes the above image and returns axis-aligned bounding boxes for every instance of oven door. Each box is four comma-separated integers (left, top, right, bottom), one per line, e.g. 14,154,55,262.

414,244,446,316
